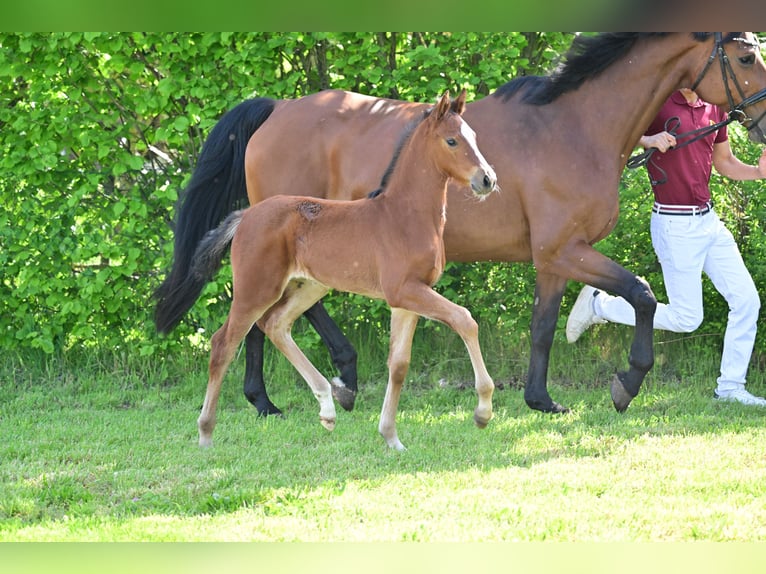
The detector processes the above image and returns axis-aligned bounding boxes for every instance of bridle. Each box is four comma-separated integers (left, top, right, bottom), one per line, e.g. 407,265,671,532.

628,32,766,179
691,32,766,134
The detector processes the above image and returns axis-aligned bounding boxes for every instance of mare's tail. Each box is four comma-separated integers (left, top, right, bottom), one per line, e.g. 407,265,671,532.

154,97,276,334
159,210,246,333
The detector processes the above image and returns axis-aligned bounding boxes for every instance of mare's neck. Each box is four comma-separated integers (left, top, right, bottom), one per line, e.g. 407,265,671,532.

573,34,706,164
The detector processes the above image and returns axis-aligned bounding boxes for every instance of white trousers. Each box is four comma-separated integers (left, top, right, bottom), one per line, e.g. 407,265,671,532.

594,208,760,391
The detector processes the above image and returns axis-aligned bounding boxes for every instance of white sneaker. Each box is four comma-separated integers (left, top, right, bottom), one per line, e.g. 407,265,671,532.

713,388,766,406
566,285,606,343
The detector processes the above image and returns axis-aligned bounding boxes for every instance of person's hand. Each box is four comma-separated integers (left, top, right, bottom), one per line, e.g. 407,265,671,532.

643,131,676,153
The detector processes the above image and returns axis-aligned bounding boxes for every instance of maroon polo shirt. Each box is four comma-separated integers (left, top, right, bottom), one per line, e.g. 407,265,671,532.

645,91,728,206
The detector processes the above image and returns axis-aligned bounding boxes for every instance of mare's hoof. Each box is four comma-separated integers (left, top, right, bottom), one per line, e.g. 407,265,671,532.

320,417,336,431
256,405,284,418
526,398,570,414
331,377,357,411
610,373,634,413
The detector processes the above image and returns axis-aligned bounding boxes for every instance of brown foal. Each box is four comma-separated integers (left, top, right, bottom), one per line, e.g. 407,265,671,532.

190,91,497,450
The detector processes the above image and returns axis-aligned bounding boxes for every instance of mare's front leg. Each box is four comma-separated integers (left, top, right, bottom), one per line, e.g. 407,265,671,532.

303,300,359,411
243,325,283,417
525,272,569,413
548,242,657,412
607,275,656,411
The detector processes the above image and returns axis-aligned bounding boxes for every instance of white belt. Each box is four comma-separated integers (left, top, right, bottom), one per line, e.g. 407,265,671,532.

652,201,712,216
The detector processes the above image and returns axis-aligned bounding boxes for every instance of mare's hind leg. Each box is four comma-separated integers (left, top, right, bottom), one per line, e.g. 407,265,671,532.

243,325,283,417
388,282,495,430
378,308,419,451
260,282,336,430
304,301,359,412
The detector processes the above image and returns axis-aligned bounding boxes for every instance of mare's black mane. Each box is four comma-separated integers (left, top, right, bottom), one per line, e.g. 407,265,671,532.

493,33,738,106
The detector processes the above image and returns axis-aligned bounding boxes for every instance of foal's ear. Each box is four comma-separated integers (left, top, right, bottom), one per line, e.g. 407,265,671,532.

450,89,466,116
434,90,451,121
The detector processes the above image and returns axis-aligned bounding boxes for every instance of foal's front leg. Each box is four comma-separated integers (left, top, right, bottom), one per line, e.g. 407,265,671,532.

389,283,495,430
378,308,420,451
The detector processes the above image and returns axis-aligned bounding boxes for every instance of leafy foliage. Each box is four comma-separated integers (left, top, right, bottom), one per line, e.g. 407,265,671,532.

2,32,764,361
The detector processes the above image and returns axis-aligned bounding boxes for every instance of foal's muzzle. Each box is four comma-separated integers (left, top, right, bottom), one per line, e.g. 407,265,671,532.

470,167,498,197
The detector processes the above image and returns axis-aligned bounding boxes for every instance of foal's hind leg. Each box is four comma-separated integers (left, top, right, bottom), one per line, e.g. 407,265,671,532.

304,301,359,412
242,301,357,417
199,309,261,447
260,283,337,430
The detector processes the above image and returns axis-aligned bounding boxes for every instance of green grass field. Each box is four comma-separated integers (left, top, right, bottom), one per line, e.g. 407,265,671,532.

3,324,766,544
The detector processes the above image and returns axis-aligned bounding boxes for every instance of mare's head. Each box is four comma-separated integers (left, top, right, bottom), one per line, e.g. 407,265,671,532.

689,32,766,143
426,90,497,198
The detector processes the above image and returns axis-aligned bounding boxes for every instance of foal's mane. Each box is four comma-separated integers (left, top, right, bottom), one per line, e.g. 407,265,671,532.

493,33,740,106
367,107,433,199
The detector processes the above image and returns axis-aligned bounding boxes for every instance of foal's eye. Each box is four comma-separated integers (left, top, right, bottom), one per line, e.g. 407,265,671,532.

739,54,756,66
446,138,458,147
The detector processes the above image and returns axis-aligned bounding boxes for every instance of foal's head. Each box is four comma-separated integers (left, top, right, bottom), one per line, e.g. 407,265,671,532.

426,90,497,197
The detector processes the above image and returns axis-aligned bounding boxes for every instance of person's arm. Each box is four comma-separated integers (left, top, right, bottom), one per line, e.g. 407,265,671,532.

712,139,766,180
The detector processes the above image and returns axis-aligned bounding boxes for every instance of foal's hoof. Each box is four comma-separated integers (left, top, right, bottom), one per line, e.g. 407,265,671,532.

320,417,336,431
610,373,634,413
331,377,357,411
473,410,493,429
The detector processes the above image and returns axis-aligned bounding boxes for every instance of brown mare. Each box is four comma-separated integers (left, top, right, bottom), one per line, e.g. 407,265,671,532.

155,33,766,418
186,91,497,449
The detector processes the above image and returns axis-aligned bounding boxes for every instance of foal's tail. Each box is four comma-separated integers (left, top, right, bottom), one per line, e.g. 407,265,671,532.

154,97,276,334
159,210,246,333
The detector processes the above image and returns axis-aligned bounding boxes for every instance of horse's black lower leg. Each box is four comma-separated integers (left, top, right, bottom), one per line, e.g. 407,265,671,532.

304,300,358,411
243,325,283,417
610,277,656,412
525,277,569,414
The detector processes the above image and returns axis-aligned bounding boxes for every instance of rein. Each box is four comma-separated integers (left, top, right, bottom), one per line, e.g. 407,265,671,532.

627,32,766,183
626,112,737,185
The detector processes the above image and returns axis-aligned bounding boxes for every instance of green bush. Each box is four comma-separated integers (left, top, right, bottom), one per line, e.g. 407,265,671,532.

2,32,764,361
